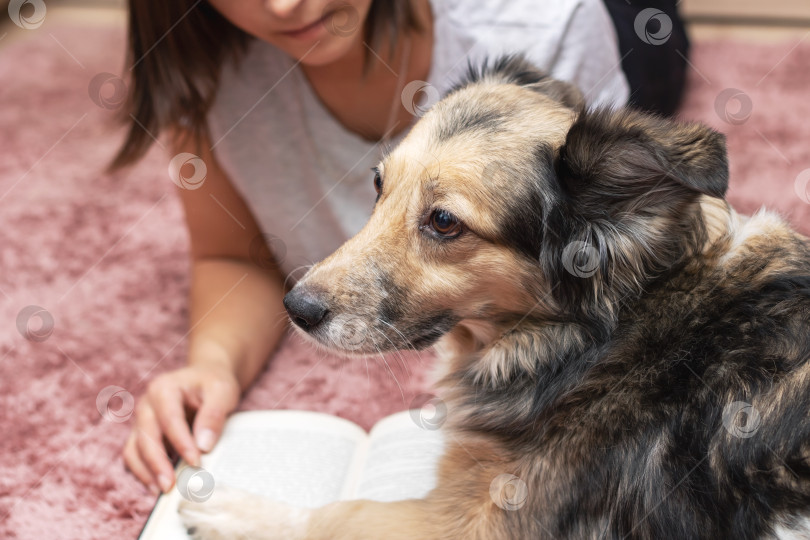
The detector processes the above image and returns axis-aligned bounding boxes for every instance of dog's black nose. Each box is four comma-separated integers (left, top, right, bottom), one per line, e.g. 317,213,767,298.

283,288,329,331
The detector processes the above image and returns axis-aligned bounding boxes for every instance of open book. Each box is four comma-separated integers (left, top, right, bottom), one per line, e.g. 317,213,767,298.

139,409,445,539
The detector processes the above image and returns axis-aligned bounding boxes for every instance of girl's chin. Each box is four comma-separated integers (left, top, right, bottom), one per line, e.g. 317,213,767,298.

275,35,360,67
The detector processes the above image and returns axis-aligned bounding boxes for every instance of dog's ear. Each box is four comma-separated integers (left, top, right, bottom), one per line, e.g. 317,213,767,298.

456,55,584,111
556,108,728,216
526,77,584,112
542,109,728,325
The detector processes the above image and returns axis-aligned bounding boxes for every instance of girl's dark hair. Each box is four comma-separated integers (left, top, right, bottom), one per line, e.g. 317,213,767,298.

110,1,423,170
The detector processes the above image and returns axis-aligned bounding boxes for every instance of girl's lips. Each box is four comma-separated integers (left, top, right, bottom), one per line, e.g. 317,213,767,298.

277,12,331,40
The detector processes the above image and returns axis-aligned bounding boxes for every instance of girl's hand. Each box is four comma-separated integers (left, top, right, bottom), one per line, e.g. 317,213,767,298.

123,364,240,494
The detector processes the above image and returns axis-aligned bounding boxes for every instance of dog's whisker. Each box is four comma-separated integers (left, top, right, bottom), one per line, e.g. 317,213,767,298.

370,325,413,379
283,263,315,289
370,335,405,404
363,355,371,392
374,318,423,373
375,318,419,354
271,311,292,332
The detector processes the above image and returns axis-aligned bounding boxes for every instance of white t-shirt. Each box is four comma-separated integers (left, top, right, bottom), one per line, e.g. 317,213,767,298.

208,0,629,279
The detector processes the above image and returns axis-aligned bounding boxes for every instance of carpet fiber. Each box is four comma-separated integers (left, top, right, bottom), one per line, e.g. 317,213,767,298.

0,18,808,539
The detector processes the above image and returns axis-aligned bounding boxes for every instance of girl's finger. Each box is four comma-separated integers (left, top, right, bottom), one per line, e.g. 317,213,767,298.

135,403,177,493
150,384,201,467
192,380,239,453
123,431,159,494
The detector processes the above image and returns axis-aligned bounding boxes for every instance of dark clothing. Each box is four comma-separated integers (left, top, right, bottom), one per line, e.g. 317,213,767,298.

603,0,690,116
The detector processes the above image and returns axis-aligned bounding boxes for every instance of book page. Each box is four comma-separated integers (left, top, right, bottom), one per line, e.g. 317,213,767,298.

352,411,445,502
139,410,368,540
204,411,367,505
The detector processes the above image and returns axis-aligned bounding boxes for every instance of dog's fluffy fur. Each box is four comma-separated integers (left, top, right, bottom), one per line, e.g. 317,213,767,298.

180,56,810,539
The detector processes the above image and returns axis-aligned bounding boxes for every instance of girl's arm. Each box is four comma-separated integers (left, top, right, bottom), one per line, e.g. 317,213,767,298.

123,132,289,494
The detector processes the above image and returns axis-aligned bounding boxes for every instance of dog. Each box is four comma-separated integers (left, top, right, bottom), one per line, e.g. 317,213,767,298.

180,56,810,539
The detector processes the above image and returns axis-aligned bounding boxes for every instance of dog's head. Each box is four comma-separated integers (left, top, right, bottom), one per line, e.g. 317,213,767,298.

284,55,728,379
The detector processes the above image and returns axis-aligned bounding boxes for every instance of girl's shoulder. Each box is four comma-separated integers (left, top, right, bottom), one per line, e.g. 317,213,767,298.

430,0,628,107
434,0,594,31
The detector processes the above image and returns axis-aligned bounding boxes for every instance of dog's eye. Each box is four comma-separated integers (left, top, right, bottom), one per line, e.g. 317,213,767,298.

373,169,382,196
429,209,462,238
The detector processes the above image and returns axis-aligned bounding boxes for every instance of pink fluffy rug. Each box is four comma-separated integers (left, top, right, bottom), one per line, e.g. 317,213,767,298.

0,18,809,539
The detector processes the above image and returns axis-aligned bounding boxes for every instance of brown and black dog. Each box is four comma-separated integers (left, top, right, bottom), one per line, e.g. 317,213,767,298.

181,56,810,539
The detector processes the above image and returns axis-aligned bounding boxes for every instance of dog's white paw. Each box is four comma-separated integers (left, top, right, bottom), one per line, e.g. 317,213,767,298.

178,485,310,540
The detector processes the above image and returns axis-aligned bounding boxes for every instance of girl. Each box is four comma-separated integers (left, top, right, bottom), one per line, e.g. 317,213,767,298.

114,0,686,495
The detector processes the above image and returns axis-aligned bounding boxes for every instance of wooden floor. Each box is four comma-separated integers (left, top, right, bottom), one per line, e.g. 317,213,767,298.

682,0,810,26
1,3,809,49
683,0,810,42
0,4,125,48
